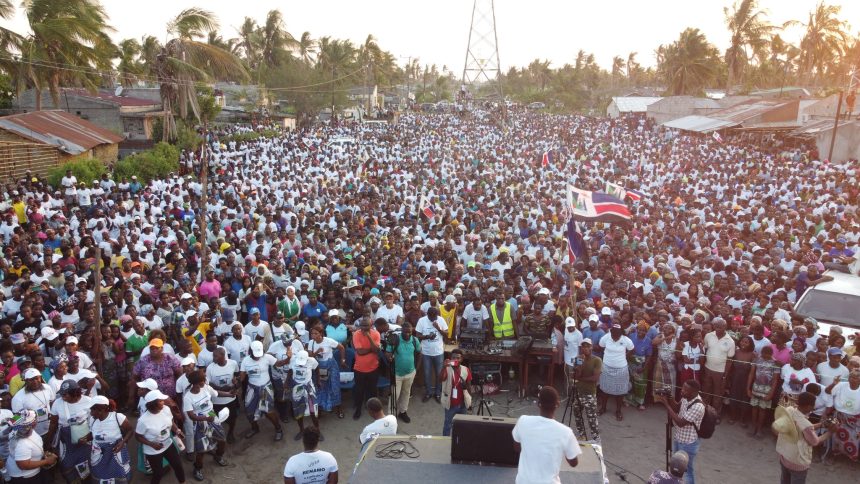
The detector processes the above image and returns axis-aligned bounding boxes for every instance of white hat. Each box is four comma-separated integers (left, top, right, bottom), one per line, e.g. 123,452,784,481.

181,355,196,366
588,314,599,322
294,321,307,336
184,310,197,320
136,378,158,391
565,317,577,328
144,390,168,403
328,309,340,317
180,293,193,301
368,297,382,305
295,350,309,366
601,307,612,316
444,294,457,303
537,287,551,296
250,340,264,358
581,338,593,346
40,327,59,340
23,368,41,380
87,395,110,407
65,335,79,345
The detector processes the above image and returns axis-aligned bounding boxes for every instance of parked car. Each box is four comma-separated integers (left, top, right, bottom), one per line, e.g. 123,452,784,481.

794,268,860,340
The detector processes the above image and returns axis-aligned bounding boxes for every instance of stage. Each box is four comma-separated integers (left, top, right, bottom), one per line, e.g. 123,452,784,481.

348,435,608,483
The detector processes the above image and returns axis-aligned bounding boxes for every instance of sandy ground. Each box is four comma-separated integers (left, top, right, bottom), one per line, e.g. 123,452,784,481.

123,381,854,483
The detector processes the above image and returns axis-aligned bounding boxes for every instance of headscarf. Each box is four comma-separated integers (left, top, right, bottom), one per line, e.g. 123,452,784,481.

11,409,37,436
637,320,649,332
49,352,68,371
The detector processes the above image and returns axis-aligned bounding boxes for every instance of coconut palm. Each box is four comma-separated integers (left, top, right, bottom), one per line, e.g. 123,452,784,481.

139,35,162,78
155,7,248,140
117,38,143,87
626,52,639,80
794,2,849,86
0,0,23,78
658,28,722,96
723,0,775,94
297,31,316,65
317,36,355,109
234,17,258,68
359,34,381,110
258,9,296,68
22,0,116,109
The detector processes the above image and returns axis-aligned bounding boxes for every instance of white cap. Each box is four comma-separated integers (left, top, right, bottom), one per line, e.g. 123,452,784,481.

537,287,551,296
444,294,457,303
581,338,593,346
295,321,307,336
65,335,79,345
565,317,577,328
23,368,41,380
41,327,59,340
250,340,264,358
328,309,340,317
144,390,168,403
295,350,309,366
184,310,197,320
88,395,110,407
588,314,599,322
181,355,196,366
136,378,158,391
180,293,193,301
601,307,611,316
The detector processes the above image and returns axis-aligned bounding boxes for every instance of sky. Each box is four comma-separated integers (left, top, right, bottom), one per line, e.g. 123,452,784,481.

1,0,857,74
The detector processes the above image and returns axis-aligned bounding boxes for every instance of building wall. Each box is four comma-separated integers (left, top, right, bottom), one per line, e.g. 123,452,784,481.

814,123,860,162
606,102,620,118
17,91,125,133
0,138,59,180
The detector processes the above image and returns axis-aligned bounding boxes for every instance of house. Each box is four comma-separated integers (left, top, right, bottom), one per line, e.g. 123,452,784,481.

749,87,811,100
606,96,662,118
790,120,860,162
662,99,800,133
0,110,123,178
16,88,163,141
647,96,721,125
347,86,379,110
802,93,860,122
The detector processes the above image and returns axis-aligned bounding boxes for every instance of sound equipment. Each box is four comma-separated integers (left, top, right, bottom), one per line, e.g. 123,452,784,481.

459,329,486,350
451,414,519,466
511,336,534,357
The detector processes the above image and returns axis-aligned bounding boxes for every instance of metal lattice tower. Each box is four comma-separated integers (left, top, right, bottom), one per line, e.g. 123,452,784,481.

461,0,504,100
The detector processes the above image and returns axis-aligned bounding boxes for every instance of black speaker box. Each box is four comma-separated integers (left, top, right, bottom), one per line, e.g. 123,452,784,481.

450,414,519,466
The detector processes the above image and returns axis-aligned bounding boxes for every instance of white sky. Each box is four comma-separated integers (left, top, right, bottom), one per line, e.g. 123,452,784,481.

1,0,857,74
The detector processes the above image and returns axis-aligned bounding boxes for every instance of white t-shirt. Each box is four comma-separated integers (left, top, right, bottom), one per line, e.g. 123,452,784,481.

267,340,291,382
89,411,127,445
11,386,55,435
780,365,816,396
375,305,404,325
415,316,448,356
64,369,100,396
183,385,217,417
49,395,92,426
462,304,489,331
831,382,860,415
599,334,634,368
563,328,583,366
816,362,850,388
283,450,338,484
206,360,239,405
512,415,581,484
359,415,398,444
135,406,173,455
307,337,339,361
224,335,252,364
289,357,319,386
197,345,223,369
241,354,277,386
7,432,44,478
704,332,736,373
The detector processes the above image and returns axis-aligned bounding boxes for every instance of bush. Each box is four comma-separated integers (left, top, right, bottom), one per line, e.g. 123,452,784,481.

47,158,106,189
113,142,180,183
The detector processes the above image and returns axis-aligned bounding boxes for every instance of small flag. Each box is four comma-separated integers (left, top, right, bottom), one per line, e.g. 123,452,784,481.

605,182,627,200
712,131,723,143
541,150,553,168
626,188,644,202
566,218,585,263
419,195,435,219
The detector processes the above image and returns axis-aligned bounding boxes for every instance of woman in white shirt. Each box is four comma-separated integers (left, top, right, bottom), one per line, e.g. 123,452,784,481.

6,409,58,483
45,380,92,483
308,325,346,419
184,370,231,481
288,350,320,441
86,395,133,483
598,325,634,421
826,369,860,461
135,391,186,484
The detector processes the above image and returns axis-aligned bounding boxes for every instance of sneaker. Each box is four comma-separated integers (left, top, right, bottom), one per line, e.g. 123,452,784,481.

399,412,411,423
215,456,228,467
422,394,432,403
274,429,284,442
193,468,204,481
434,395,441,403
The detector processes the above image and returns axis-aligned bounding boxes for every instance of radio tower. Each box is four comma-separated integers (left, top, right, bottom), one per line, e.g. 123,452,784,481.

461,0,504,104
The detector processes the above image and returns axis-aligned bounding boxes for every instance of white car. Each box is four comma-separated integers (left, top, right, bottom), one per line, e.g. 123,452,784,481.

794,269,860,341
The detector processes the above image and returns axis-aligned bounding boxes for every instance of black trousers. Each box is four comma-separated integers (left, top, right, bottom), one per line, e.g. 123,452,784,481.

353,369,379,410
10,471,50,484
145,443,186,484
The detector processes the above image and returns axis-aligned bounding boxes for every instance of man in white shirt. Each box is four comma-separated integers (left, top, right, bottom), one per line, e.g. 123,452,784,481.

702,318,735,418
512,386,580,484
358,397,397,446
374,292,404,325
460,295,489,337
283,426,338,484
240,341,286,441
817,347,849,387
415,307,448,402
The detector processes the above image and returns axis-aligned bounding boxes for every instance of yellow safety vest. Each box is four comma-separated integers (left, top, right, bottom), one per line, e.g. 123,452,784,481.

490,303,514,338
440,304,457,339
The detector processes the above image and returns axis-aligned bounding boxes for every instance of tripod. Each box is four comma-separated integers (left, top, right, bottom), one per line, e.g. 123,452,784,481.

388,358,398,416
474,376,493,416
561,364,579,429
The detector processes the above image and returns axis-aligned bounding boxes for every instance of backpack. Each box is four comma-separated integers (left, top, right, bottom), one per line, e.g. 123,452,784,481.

691,398,717,439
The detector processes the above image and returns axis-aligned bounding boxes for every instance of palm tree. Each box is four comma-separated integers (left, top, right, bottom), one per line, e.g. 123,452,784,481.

117,38,143,87
0,0,23,80
155,8,248,140
297,31,316,65
139,35,162,78
611,56,625,88
626,52,639,80
359,34,381,111
22,0,116,109
794,2,849,86
234,17,258,68
658,28,722,95
723,0,775,94
258,9,296,69
317,36,355,110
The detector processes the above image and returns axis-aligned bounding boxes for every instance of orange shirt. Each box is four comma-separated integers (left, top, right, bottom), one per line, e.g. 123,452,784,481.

353,329,381,373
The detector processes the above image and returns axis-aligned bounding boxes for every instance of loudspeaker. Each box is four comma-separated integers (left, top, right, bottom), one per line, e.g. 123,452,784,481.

450,414,519,466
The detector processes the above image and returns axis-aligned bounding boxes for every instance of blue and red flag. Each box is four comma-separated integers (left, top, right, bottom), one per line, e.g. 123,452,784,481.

566,218,585,263
626,188,645,202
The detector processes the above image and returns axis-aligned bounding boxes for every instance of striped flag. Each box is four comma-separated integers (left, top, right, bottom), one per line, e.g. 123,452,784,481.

712,131,723,143
605,181,626,200
567,185,632,223
625,188,645,202
566,218,585,263
419,195,435,219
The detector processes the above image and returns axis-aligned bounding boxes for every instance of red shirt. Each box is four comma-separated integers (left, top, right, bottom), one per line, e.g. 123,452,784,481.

353,329,381,373
449,365,472,407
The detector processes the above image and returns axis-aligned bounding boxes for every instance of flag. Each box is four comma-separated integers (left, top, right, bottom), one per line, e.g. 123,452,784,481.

419,195,435,219
712,131,723,143
625,188,645,202
541,150,553,168
567,185,632,223
566,218,585,263
605,181,626,200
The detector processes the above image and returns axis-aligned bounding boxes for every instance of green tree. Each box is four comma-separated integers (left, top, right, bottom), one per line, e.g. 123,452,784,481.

724,0,775,94
155,8,248,140
296,31,316,65
117,38,143,87
258,9,296,69
793,2,849,86
658,28,723,96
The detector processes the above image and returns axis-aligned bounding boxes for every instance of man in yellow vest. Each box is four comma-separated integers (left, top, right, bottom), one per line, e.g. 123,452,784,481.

490,292,516,340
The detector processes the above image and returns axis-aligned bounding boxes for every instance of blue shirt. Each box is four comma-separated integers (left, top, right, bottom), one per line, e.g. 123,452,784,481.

629,332,653,357
325,323,348,345
583,327,607,356
302,302,327,320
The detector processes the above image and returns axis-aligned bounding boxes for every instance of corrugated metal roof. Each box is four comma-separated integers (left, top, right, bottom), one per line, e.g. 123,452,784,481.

0,110,123,155
64,89,161,107
610,97,663,112
790,119,856,137
709,99,789,122
661,115,738,133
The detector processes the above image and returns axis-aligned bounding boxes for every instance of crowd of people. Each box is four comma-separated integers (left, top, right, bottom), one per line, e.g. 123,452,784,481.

0,105,857,484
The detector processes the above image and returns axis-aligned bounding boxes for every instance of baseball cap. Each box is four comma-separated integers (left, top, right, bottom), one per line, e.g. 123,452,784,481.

295,321,307,336
669,450,689,477
184,310,198,320
136,379,158,391
58,379,80,395
149,338,164,348
580,338,593,346
565,317,577,328
295,350,309,366
588,314,599,322
10,334,26,345
181,355,196,366
827,347,844,357
180,293,193,301
40,327,59,340
601,307,612,316
87,395,110,407
250,340,264,358
444,294,457,303
144,390,168,403
23,368,41,380
65,335,79,345
328,309,340,317
537,287,551,296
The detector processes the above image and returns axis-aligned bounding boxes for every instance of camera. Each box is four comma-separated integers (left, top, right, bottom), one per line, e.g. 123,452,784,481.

654,387,673,397
823,416,838,427
574,357,583,367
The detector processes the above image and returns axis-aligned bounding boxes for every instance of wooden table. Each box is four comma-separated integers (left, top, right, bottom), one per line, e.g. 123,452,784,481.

445,343,526,395
522,340,557,394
